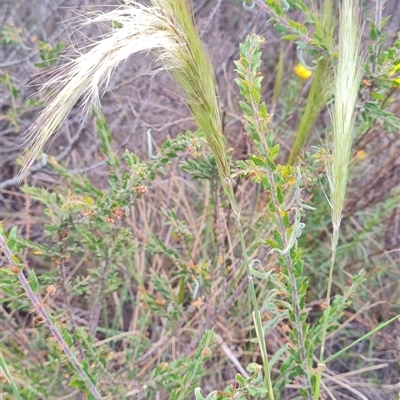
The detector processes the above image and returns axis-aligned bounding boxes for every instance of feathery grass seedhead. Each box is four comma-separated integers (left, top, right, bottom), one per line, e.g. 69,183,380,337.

17,0,230,194
329,0,363,232
17,2,177,181
316,4,364,393
160,0,231,195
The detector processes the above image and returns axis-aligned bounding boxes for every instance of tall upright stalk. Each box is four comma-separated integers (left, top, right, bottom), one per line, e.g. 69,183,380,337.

315,0,363,398
235,34,312,398
231,194,275,399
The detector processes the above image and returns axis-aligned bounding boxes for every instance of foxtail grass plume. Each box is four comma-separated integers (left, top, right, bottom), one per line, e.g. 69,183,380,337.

17,0,231,194
317,0,364,377
329,0,363,233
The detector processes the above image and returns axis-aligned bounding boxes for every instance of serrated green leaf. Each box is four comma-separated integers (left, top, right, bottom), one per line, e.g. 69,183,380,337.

246,363,261,373
62,330,74,348
250,154,264,167
239,101,254,116
265,238,277,248
69,378,86,390
235,373,246,387
28,269,39,293
250,86,260,103
276,186,284,204
266,158,276,170
274,23,287,34
270,144,280,160
282,212,290,229
259,102,268,119
81,359,90,375
8,226,18,242
10,255,21,266
288,19,307,35
281,34,298,41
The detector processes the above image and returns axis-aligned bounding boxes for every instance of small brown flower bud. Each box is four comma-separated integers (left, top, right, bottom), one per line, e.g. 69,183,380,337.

47,285,56,295
11,265,21,274
135,185,148,195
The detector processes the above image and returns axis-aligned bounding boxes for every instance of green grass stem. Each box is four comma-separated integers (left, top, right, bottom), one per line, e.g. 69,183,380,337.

315,0,363,398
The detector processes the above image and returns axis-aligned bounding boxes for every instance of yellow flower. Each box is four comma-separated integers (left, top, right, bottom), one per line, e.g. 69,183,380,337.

390,76,400,85
389,64,400,86
48,155,58,165
356,149,366,160
389,63,400,75
294,63,312,80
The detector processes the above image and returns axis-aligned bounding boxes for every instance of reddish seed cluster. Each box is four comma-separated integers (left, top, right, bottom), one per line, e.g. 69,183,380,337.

46,285,56,295
135,185,148,195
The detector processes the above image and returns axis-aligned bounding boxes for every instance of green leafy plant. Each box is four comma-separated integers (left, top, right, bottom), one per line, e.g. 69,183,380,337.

2,0,399,399
35,41,66,68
